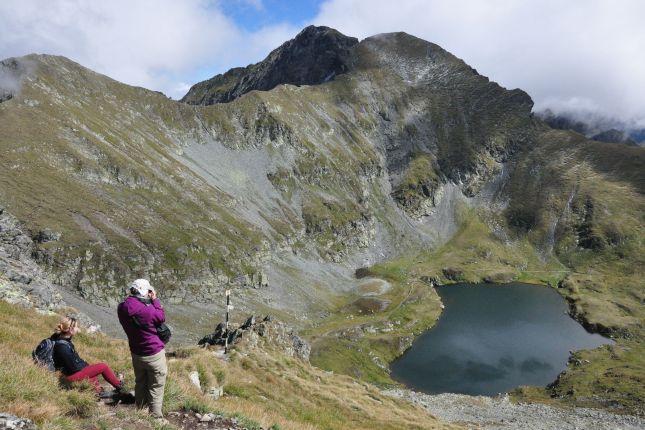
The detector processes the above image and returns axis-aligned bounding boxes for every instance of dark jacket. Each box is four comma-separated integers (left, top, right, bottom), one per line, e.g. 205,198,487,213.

118,296,165,356
51,335,88,376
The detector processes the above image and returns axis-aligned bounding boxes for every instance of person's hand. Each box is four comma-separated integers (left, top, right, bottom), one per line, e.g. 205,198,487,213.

148,289,157,300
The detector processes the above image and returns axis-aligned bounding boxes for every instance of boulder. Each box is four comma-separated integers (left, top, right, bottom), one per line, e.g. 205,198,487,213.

420,275,439,286
189,371,201,391
227,329,242,345
8,273,32,285
33,229,61,243
207,386,224,400
213,322,226,337
199,412,218,422
240,315,256,330
0,413,37,430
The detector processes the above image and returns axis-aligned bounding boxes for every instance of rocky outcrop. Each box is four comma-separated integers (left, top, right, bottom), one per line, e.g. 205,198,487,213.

571,196,605,250
0,91,11,103
0,413,37,430
198,315,310,361
181,26,358,105
0,58,26,103
0,205,63,309
390,154,441,218
441,267,464,282
0,206,106,335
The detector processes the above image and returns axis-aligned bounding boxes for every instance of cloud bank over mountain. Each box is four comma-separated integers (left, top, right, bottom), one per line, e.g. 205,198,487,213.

312,0,645,125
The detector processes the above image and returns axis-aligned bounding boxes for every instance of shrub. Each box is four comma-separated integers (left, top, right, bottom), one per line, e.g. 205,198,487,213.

223,384,251,399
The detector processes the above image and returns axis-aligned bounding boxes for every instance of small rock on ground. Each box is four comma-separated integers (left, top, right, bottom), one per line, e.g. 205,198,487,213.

167,410,247,430
0,413,37,430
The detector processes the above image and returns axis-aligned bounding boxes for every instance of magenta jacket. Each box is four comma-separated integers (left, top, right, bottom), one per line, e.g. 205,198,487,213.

118,296,165,356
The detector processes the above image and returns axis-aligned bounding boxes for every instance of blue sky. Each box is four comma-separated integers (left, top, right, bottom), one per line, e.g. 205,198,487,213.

1,0,644,124
221,0,322,32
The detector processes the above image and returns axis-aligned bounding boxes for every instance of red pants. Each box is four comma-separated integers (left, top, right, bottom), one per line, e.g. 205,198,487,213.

66,362,121,393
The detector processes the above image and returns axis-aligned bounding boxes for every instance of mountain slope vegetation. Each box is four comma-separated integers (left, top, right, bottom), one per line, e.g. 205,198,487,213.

0,25,643,419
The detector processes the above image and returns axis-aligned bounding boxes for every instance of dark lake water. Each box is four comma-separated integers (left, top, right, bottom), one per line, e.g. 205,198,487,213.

390,283,612,396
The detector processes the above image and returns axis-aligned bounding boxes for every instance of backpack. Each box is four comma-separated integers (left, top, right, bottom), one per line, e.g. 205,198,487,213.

32,338,58,371
156,323,172,344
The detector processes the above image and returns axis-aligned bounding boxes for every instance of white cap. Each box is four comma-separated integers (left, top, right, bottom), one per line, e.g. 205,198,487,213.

129,278,152,297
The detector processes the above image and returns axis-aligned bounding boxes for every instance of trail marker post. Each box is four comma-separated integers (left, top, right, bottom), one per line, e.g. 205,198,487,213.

224,289,232,354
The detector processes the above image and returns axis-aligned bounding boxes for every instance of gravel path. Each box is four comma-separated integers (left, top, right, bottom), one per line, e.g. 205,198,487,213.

384,389,644,430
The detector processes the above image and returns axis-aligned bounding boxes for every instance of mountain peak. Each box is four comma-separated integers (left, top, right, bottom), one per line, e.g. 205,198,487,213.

181,25,358,105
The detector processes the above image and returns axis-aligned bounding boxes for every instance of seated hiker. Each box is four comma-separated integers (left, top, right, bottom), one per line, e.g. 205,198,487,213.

51,316,123,395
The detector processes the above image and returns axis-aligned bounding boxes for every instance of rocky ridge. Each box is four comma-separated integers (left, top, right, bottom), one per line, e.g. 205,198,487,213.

181,25,358,105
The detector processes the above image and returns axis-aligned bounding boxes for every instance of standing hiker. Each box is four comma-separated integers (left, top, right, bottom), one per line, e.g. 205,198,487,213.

50,316,124,395
117,279,167,418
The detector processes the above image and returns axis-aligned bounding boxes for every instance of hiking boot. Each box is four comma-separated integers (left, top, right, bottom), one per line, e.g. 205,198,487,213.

116,390,136,404
98,389,117,400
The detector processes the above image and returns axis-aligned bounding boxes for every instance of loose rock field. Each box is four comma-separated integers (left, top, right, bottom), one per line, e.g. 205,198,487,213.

384,389,645,430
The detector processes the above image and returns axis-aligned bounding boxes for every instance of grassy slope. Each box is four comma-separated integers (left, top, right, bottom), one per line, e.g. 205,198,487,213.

0,295,454,430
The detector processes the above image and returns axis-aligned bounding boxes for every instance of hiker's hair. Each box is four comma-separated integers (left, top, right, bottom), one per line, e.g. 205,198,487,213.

54,316,78,335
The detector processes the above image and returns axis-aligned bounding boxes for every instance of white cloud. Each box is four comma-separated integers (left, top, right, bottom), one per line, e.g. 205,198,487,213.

0,0,297,98
311,0,645,122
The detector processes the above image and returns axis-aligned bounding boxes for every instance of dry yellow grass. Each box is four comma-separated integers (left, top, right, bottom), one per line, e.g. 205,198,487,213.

0,298,455,429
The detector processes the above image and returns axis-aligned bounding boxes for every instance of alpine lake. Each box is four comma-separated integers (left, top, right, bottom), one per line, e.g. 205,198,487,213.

390,283,613,396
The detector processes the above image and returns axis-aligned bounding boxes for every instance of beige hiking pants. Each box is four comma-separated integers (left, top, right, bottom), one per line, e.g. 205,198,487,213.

131,349,167,418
